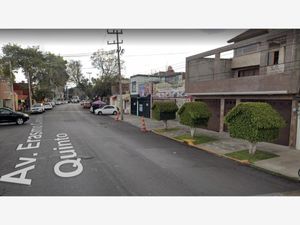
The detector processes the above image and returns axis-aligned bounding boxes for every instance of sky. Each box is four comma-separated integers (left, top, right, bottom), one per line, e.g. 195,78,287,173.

0,29,244,83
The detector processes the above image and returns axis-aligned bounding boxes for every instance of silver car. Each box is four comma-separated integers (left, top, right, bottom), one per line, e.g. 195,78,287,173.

31,103,45,114
44,102,53,110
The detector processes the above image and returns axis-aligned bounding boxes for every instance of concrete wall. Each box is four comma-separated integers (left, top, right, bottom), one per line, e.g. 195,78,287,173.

231,52,261,68
0,79,12,100
188,58,232,82
187,73,299,95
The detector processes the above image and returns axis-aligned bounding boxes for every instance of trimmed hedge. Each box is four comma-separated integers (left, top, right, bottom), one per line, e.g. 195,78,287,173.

224,102,286,143
178,102,212,127
152,101,178,121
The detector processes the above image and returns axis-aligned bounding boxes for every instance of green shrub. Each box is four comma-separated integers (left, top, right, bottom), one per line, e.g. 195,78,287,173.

225,102,285,154
152,101,178,129
178,102,212,137
178,102,211,127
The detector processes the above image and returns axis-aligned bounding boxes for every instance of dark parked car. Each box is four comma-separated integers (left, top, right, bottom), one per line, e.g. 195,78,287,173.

0,107,30,125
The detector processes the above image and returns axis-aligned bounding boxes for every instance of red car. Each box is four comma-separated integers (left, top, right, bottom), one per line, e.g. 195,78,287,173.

83,100,91,108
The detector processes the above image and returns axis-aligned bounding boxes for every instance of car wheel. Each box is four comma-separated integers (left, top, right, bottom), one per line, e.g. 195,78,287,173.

113,111,117,115
98,111,102,115
16,118,24,125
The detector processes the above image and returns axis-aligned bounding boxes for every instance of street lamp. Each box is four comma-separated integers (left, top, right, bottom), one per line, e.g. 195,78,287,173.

86,72,92,82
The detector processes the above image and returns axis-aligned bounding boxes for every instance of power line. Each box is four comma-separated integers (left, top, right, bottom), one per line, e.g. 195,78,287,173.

61,51,195,58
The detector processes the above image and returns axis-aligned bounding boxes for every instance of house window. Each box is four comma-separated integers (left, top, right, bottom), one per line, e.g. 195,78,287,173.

268,50,280,66
131,81,136,93
237,67,259,77
273,51,279,65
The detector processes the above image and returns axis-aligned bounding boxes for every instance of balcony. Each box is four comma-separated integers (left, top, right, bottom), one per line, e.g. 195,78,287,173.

186,73,299,96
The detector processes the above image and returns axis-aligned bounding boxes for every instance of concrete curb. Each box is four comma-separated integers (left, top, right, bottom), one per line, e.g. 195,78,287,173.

152,129,250,165
151,129,300,182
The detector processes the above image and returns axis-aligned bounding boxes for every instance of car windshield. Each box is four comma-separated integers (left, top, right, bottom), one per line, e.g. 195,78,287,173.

33,104,42,107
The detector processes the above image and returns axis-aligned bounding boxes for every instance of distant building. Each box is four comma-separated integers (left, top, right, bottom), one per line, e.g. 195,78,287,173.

185,29,300,147
13,82,29,111
151,66,188,112
0,76,15,109
130,74,159,118
110,78,130,113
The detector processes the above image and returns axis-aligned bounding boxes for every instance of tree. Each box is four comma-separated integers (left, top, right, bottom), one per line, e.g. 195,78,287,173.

67,60,84,87
78,78,93,99
1,44,69,103
178,102,212,138
42,52,69,89
91,49,124,77
224,102,286,155
66,60,93,98
34,52,69,100
1,44,45,105
0,43,22,81
91,75,118,98
90,49,125,98
152,101,178,129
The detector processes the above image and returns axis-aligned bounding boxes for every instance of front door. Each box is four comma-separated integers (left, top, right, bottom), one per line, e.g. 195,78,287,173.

131,97,137,116
138,96,151,118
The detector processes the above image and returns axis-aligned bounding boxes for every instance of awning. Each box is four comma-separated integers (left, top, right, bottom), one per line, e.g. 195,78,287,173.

17,94,28,100
92,100,106,105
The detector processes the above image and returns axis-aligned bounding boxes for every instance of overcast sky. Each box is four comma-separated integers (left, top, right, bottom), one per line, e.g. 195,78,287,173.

0,29,244,83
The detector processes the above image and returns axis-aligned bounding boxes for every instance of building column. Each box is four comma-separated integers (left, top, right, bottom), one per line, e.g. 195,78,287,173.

290,100,298,148
219,98,225,132
213,52,221,80
236,98,241,105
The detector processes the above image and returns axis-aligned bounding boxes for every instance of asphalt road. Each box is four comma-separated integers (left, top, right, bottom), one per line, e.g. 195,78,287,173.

0,103,300,196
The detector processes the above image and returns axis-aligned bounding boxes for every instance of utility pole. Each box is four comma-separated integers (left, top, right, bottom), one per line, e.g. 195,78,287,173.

27,71,32,111
8,61,15,111
107,29,124,120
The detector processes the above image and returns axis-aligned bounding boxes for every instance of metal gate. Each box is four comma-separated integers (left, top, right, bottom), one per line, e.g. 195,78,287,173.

138,95,151,118
130,96,137,116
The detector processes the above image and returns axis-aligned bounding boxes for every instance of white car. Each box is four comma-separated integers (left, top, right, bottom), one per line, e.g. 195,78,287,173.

31,103,45,114
50,101,56,107
95,105,119,115
44,102,53,110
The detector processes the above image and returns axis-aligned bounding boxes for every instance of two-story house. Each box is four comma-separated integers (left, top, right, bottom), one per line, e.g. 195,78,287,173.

185,29,300,147
130,74,160,118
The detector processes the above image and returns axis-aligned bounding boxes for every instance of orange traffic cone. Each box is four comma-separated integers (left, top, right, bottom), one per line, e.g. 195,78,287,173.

140,116,148,132
115,111,120,121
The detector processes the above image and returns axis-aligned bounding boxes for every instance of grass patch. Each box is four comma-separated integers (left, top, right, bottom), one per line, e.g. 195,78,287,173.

174,134,217,145
225,149,279,163
154,127,181,133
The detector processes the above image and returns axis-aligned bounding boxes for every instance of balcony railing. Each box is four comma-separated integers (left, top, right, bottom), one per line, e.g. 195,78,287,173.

186,73,298,95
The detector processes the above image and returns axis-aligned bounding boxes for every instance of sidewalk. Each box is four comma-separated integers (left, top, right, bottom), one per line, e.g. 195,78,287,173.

114,114,300,181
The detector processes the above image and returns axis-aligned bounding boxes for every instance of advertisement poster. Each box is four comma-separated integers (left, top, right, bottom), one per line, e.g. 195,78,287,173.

153,80,185,98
